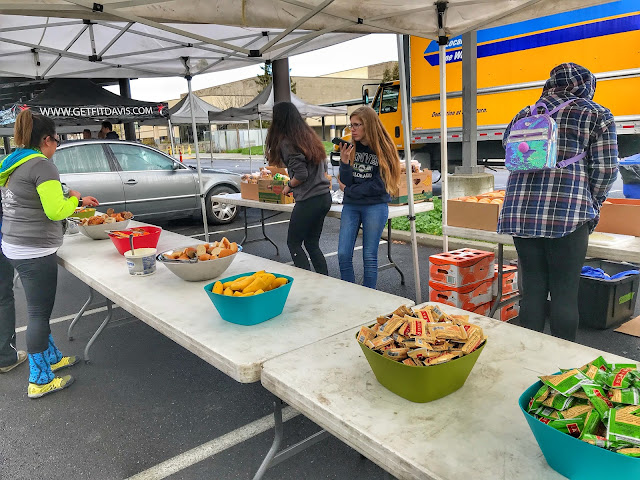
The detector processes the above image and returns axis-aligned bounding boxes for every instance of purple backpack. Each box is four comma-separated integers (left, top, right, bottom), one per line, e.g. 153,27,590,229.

505,99,586,172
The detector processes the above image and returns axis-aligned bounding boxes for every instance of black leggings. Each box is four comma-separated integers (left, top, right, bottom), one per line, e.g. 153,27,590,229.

287,192,331,275
0,251,16,366
8,253,58,353
513,223,589,342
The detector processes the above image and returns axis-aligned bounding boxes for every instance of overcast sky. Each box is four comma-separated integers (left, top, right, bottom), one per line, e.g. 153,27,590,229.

105,34,399,102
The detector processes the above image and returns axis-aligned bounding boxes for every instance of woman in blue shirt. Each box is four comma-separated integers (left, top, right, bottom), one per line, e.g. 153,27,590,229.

337,106,400,289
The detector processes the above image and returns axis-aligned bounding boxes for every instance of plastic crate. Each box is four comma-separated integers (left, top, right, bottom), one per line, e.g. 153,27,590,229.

578,259,640,329
622,183,640,199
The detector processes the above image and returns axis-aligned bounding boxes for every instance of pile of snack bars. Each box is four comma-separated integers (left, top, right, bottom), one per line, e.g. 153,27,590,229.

357,304,486,366
529,357,640,457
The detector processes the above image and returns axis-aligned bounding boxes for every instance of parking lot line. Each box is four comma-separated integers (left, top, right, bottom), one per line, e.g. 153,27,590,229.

15,305,121,333
191,219,291,238
126,406,299,480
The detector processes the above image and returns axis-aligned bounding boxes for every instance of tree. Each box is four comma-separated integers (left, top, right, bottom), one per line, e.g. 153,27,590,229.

382,62,400,82
254,62,297,94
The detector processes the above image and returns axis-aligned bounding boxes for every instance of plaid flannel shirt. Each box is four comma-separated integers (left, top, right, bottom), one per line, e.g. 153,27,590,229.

497,63,619,238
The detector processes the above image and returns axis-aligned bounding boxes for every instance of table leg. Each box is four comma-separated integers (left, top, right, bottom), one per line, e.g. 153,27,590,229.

261,210,279,256
253,400,330,480
489,244,504,318
84,300,113,364
377,220,405,285
68,288,95,341
241,206,249,245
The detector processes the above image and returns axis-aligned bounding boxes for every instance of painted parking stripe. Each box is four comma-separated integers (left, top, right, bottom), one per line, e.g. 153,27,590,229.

284,240,387,265
190,219,291,238
126,406,299,480
15,305,120,333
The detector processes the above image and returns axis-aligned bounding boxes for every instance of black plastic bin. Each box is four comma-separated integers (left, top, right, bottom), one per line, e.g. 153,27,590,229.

578,259,640,329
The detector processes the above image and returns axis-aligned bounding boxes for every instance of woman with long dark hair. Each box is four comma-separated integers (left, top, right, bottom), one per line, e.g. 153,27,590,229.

265,102,331,274
0,110,99,398
337,106,401,289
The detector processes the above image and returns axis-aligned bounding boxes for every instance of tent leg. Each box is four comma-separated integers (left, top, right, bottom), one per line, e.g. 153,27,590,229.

168,118,176,160
259,113,265,165
209,121,214,167
397,34,421,304
248,121,252,173
439,42,449,253
186,73,210,243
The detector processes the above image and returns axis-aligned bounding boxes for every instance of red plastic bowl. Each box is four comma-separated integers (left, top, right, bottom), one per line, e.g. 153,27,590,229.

108,226,162,255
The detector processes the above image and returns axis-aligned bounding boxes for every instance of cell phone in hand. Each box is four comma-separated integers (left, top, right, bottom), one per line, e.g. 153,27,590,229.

332,137,352,147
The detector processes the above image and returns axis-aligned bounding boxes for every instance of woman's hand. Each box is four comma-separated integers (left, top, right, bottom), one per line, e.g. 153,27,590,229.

81,196,99,207
339,143,354,164
282,185,291,196
338,179,346,191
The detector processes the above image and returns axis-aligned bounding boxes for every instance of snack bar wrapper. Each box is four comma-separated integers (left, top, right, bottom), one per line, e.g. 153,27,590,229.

538,417,585,437
528,385,550,412
580,434,634,450
356,326,376,345
608,387,640,406
539,369,597,396
607,406,640,446
583,384,615,419
542,392,576,411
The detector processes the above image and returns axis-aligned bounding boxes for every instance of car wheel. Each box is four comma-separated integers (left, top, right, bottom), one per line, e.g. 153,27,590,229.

206,186,238,225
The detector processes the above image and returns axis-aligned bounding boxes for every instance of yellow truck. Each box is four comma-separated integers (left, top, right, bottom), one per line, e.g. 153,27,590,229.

369,0,640,170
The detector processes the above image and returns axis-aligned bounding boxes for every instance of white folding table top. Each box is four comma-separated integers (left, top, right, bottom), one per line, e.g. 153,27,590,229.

261,302,635,480
211,193,434,219
57,224,413,383
444,225,640,264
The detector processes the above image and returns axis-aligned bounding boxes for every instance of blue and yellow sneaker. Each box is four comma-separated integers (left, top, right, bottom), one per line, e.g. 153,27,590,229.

28,375,74,399
51,356,80,372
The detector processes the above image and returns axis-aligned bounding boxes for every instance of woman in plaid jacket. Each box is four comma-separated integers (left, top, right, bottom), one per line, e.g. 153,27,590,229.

497,63,618,341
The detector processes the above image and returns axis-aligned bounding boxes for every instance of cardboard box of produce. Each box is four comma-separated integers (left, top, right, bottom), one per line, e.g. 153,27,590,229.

265,166,288,176
389,171,432,206
447,191,505,231
595,198,640,237
258,179,294,204
240,182,259,201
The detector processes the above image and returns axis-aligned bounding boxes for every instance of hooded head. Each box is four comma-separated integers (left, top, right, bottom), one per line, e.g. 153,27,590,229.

542,63,596,100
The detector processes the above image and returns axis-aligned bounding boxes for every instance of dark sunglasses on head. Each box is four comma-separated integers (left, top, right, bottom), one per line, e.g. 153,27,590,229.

49,135,61,146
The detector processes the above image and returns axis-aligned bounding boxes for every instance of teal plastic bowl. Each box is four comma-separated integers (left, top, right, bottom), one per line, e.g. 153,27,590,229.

519,380,640,480
203,272,294,326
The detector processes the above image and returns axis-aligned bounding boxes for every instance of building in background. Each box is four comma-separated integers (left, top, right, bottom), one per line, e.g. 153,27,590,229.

138,61,396,148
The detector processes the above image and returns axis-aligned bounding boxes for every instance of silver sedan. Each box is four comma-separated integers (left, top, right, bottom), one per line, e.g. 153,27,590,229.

53,139,240,224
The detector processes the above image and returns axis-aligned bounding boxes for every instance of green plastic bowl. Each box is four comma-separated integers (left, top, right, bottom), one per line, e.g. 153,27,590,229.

357,328,486,403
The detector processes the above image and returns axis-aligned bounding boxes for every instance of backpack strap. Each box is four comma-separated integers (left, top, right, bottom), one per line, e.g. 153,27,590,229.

548,98,577,115
529,98,576,116
557,152,587,168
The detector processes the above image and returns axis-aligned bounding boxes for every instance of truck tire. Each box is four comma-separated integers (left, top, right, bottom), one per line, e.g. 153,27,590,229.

206,186,238,225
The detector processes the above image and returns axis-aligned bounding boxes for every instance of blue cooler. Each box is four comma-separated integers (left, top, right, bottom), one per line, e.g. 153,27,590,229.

619,154,640,199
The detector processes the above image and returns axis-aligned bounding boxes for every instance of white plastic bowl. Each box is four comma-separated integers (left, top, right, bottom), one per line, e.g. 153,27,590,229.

156,245,242,282
77,219,131,240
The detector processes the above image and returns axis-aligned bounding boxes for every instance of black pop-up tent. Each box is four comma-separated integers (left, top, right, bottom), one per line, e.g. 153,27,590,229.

0,79,168,133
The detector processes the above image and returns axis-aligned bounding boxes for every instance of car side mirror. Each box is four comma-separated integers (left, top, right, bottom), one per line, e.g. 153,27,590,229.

172,162,180,170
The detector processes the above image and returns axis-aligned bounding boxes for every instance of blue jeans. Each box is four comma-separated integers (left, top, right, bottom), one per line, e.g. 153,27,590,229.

338,202,388,289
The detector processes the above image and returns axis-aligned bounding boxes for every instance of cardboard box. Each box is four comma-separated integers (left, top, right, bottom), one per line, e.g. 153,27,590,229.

595,198,640,237
491,292,520,322
265,166,289,177
447,191,505,231
469,302,491,317
493,264,518,296
240,182,259,201
389,171,433,206
428,278,494,311
258,178,294,204
429,248,495,287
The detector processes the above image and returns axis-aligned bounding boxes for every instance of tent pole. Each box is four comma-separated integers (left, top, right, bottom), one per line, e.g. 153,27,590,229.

396,34,421,304
187,75,210,243
258,113,265,165
247,120,252,173
439,41,449,253
209,121,213,167
168,118,176,159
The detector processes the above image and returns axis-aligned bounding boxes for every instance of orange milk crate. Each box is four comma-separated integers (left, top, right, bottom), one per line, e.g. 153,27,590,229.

493,264,519,296
429,248,495,287
428,277,494,311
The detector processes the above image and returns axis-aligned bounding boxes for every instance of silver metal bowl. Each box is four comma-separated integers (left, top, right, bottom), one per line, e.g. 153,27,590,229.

76,219,132,240
156,245,242,282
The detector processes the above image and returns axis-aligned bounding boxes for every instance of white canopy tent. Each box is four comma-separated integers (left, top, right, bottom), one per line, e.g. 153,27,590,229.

0,0,617,303
0,12,362,242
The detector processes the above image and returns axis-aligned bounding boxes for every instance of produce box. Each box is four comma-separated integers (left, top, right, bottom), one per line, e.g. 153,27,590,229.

447,190,505,231
265,166,288,176
240,182,259,201
389,171,432,206
429,248,495,287
428,277,494,311
469,302,491,316
595,198,640,236
258,178,294,204
493,264,518,296
491,292,520,322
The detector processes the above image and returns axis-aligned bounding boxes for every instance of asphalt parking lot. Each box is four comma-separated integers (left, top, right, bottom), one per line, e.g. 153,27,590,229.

1,161,638,480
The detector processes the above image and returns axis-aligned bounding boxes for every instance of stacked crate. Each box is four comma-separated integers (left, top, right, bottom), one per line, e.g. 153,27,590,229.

491,264,520,322
428,249,495,313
